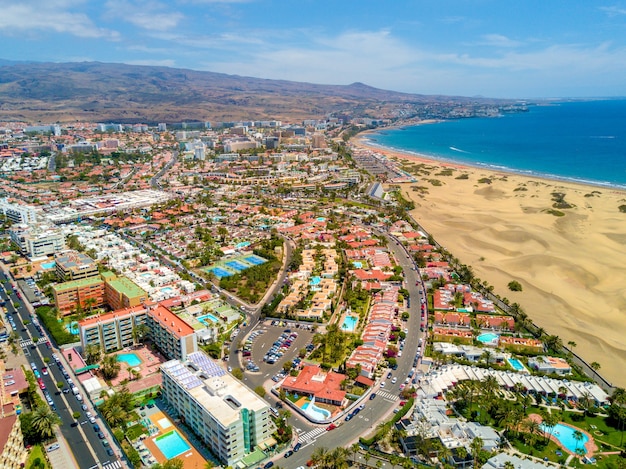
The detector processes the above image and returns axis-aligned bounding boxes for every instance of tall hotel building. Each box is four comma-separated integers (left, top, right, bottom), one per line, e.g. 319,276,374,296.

161,351,274,466
79,303,196,360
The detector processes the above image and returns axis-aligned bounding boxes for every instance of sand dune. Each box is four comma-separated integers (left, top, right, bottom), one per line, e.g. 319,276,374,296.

354,137,626,387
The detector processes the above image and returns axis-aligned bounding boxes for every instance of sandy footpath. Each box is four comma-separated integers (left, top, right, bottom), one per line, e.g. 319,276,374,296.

354,136,626,388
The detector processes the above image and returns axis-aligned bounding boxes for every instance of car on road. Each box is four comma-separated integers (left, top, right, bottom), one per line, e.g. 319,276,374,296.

293,442,301,452
345,414,353,422
387,372,392,379
97,432,105,439
369,393,377,400
47,443,60,452
106,448,115,457
284,450,293,458
326,423,337,431
42,367,48,375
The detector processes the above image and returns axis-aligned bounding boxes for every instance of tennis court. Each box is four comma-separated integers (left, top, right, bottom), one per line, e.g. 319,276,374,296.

244,255,267,265
209,267,233,278
226,261,248,271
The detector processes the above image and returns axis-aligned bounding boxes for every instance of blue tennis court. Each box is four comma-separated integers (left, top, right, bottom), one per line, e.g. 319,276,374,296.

210,267,233,278
226,261,248,271
245,256,267,265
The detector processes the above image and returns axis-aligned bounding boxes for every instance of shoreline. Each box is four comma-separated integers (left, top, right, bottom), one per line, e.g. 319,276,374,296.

356,129,626,192
352,134,626,388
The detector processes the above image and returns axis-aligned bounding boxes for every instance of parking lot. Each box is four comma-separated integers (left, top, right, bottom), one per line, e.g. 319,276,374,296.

240,320,315,381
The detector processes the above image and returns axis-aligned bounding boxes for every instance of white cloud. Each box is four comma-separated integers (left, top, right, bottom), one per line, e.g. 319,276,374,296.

194,28,626,98
0,2,119,39
105,0,183,31
477,34,524,48
599,6,626,16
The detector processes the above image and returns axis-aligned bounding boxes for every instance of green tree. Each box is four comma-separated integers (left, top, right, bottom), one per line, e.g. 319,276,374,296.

31,405,61,440
84,344,102,365
100,354,121,380
254,386,266,398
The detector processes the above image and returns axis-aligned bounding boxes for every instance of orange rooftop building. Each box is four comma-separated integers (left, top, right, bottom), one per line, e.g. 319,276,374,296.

281,365,347,407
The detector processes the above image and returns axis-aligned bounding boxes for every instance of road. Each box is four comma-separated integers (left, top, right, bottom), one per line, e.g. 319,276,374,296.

150,150,178,189
231,228,428,467
1,270,121,469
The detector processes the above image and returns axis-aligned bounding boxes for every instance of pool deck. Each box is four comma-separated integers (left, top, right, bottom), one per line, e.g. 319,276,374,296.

142,410,207,468
529,413,598,456
109,345,167,389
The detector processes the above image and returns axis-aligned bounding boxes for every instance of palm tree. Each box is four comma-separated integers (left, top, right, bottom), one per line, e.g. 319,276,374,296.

573,430,584,453
610,388,626,447
84,343,102,365
100,353,121,380
470,437,483,468
350,442,361,466
311,447,330,469
503,461,515,469
31,405,61,440
542,411,560,443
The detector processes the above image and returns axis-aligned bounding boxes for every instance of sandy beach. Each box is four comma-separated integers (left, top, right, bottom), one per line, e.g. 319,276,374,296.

354,134,626,388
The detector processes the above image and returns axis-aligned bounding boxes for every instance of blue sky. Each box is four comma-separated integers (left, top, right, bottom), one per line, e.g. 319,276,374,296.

2,0,626,98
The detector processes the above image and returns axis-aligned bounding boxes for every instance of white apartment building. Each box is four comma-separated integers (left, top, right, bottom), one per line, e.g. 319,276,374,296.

9,223,65,258
161,351,274,466
0,198,38,224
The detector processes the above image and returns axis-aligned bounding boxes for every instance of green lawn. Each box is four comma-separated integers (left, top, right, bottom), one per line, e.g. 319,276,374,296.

26,444,50,469
560,411,625,450
509,435,567,464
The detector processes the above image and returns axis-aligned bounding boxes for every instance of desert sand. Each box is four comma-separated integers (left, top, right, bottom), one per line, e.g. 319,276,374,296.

354,136,626,388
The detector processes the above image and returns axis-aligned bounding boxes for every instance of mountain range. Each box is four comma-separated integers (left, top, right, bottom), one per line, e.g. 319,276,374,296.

0,61,510,123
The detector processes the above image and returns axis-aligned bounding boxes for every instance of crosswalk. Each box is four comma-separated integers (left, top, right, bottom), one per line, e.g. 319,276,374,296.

20,338,46,348
376,390,399,402
102,460,121,469
298,426,327,444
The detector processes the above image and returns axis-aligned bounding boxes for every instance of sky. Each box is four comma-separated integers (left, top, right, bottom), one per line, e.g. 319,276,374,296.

2,0,626,99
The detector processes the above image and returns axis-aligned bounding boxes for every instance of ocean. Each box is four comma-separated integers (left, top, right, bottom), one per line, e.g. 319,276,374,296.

365,99,626,189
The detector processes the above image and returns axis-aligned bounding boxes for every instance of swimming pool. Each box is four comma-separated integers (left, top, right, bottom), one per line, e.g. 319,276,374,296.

160,286,174,293
198,313,219,325
236,241,251,249
341,316,358,332
540,423,589,454
117,353,142,367
310,276,321,286
40,261,56,269
477,332,500,345
153,430,191,459
352,261,363,268
507,357,526,372
301,401,331,421
64,321,80,335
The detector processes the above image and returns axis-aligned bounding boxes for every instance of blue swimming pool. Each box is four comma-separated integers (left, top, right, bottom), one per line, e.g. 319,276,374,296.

64,321,80,335
352,261,363,268
477,332,500,344
540,423,589,454
507,357,525,371
41,261,56,269
341,316,358,332
310,276,321,286
301,401,331,421
154,430,191,459
198,313,219,325
117,353,142,367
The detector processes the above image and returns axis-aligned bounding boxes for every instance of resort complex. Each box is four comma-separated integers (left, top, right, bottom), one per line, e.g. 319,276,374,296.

0,116,624,469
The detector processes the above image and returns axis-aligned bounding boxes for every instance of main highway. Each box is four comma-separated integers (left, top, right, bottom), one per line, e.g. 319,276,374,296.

1,269,121,469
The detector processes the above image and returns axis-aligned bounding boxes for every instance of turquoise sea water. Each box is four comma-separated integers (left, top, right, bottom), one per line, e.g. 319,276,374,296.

366,100,626,189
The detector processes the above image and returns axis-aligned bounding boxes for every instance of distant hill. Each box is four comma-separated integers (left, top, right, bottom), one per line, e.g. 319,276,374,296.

0,61,507,123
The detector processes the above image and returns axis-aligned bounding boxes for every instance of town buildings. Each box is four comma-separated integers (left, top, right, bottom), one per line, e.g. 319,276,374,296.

9,223,65,259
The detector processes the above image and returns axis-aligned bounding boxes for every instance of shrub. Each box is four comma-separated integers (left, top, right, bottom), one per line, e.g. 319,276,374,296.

508,281,523,292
